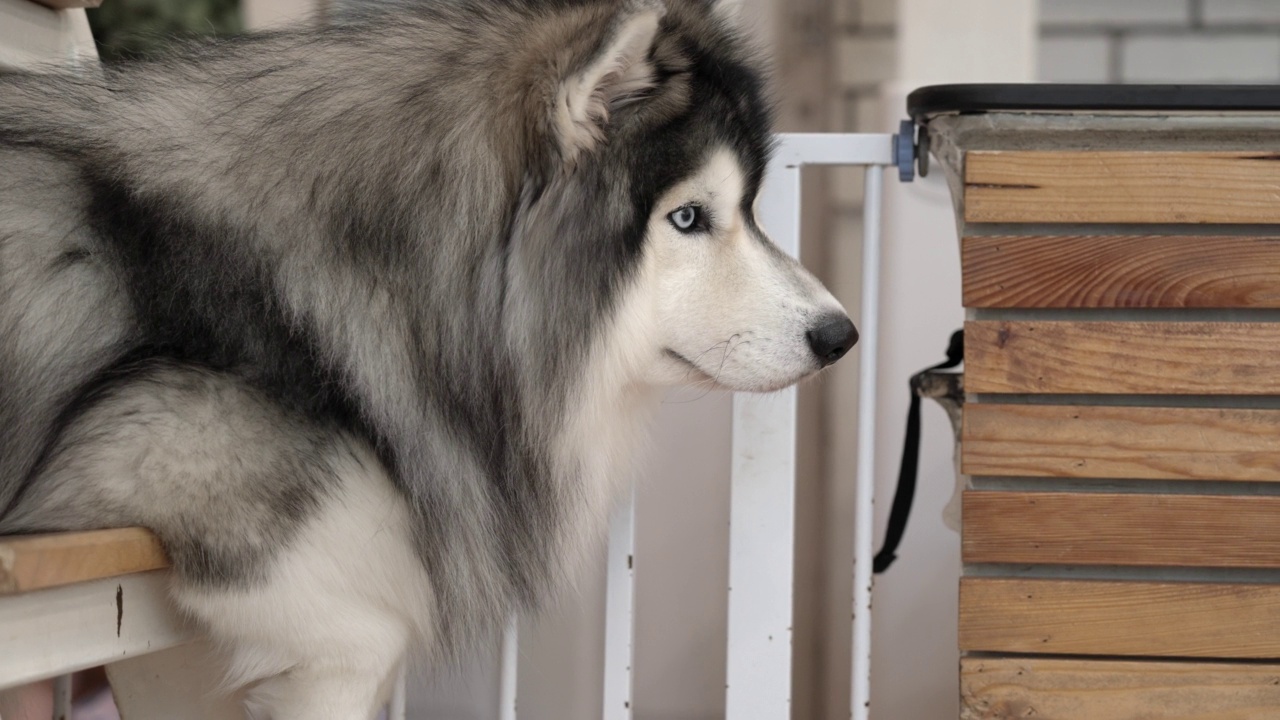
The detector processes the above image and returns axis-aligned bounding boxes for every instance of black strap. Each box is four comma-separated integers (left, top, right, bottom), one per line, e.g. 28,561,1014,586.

873,329,963,574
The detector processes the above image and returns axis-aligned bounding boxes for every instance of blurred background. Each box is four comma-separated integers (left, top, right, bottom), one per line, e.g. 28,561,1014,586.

65,0,1280,719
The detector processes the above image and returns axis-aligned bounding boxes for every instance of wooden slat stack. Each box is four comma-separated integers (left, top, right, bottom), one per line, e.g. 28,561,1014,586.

922,110,1280,719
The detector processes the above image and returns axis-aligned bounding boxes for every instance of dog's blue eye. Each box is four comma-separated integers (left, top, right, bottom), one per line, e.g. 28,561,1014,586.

668,205,704,233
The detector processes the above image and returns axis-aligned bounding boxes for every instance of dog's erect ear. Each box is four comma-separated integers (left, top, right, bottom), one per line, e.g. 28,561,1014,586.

554,0,663,162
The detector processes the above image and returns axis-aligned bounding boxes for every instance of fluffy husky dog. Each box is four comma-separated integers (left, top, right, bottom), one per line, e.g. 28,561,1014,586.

0,0,855,715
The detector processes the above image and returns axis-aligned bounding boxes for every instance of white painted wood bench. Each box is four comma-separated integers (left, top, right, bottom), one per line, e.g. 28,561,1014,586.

0,529,407,719
0,529,249,718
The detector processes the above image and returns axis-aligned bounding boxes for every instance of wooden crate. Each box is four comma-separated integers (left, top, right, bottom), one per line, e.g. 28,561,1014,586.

922,101,1280,719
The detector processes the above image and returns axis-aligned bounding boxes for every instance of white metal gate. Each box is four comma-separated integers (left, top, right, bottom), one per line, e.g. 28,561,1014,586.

497,132,900,720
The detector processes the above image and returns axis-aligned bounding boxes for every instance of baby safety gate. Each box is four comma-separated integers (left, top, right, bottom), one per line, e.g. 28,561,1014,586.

496,131,909,720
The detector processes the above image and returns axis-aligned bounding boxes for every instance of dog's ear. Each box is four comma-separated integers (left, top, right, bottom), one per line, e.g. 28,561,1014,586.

553,0,663,163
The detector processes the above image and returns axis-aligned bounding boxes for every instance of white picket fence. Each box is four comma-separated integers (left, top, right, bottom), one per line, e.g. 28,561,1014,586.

498,132,899,720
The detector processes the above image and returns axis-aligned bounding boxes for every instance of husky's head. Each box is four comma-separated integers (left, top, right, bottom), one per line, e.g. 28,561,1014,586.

490,0,854,395
642,148,857,393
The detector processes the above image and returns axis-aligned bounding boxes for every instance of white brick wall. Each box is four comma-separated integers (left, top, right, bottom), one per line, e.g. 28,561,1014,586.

836,0,1280,113
1039,36,1112,83
1041,0,1190,27
1036,0,1280,84
1204,0,1280,25
1122,34,1280,82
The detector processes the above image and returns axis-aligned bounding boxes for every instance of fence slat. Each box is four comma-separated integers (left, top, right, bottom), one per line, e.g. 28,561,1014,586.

498,619,517,720
725,156,801,719
602,489,637,720
851,165,884,720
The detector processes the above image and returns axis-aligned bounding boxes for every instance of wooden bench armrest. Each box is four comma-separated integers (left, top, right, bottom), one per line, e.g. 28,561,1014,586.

0,528,169,595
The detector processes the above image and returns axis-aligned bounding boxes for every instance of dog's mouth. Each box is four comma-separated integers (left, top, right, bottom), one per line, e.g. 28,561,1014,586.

664,348,703,370
663,347,830,394
664,348,717,384
665,336,846,394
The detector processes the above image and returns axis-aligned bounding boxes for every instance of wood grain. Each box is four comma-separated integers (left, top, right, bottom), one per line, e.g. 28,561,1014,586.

966,320,1280,395
0,528,168,595
962,235,1280,308
965,151,1280,224
963,491,1280,568
961,657,1280,720
960,578,1280,658
962,404,1280,481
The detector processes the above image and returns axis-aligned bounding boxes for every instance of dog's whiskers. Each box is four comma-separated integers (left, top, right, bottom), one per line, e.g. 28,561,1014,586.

664,334,745,405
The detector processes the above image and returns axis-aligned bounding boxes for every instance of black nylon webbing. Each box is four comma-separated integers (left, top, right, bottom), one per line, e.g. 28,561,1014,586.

872,329,963,574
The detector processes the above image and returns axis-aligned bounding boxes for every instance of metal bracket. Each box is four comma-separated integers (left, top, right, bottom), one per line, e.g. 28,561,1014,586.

893,120,930,181
894,120,915,182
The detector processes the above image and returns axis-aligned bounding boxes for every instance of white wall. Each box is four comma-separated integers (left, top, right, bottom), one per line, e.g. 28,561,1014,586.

1039,0,1280,84
826,3,1037,718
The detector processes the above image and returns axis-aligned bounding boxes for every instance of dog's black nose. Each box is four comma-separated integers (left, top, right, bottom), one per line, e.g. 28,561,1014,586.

806,314,858,366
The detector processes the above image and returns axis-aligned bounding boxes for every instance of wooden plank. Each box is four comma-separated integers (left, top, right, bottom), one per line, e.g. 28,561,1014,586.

959,578,1280,658
0,528,168,595
963,491,1280,568
962,234,1280,308
961,657,1280,720
962,404,1280,482
965,151,1280,224
966,320,1280,395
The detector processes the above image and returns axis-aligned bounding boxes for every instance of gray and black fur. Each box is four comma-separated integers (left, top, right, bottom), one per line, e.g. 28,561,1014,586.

0,0,774,668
